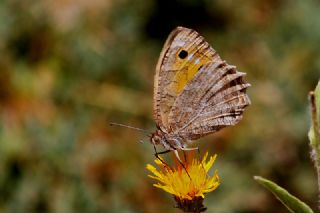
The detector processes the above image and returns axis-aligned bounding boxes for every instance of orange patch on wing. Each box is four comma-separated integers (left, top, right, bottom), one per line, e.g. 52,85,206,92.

172,56,211,93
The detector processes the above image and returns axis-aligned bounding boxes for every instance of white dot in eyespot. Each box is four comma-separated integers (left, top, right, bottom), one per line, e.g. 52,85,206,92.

187,54,193,61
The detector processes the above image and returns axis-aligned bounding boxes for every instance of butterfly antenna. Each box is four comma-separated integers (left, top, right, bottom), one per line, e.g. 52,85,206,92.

139,139,146,144
109,122,152,137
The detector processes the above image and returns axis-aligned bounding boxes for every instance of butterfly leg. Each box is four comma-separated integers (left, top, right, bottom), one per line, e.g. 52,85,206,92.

181,147,208,177
153,145,172,170
181,147,200,162
180,147,199,151
173,150,192,180
181,147,199,163
153,146,192,180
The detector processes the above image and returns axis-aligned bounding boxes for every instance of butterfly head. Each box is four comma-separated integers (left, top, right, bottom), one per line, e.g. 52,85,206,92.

150,129,164,146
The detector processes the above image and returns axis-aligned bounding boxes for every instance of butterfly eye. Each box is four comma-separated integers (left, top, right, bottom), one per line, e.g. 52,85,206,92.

178,50,188,59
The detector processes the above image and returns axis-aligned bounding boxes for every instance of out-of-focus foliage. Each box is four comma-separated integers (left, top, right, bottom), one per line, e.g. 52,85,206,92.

0,0,319,212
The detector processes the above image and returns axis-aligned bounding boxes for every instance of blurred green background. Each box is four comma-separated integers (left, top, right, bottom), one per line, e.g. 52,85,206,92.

0,0,319,212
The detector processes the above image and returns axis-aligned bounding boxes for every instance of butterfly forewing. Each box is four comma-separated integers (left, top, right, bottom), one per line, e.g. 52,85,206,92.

153,27,219,131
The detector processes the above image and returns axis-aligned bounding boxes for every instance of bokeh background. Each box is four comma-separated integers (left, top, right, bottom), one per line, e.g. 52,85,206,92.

1,0,320,212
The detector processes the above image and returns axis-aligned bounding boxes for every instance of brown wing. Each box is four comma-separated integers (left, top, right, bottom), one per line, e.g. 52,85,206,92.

153,27,220,132
168,61,251,140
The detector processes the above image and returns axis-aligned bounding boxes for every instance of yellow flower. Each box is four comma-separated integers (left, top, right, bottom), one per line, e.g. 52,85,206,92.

146,152,220,212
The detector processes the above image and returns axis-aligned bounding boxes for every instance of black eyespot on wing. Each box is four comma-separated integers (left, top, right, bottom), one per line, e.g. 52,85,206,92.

178,50,188,59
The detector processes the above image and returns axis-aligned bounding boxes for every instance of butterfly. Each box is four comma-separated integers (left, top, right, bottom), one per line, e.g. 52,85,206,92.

150,26,251,156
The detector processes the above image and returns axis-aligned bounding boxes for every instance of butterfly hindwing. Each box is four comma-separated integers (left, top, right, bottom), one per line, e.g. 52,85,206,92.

169,61,251,140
